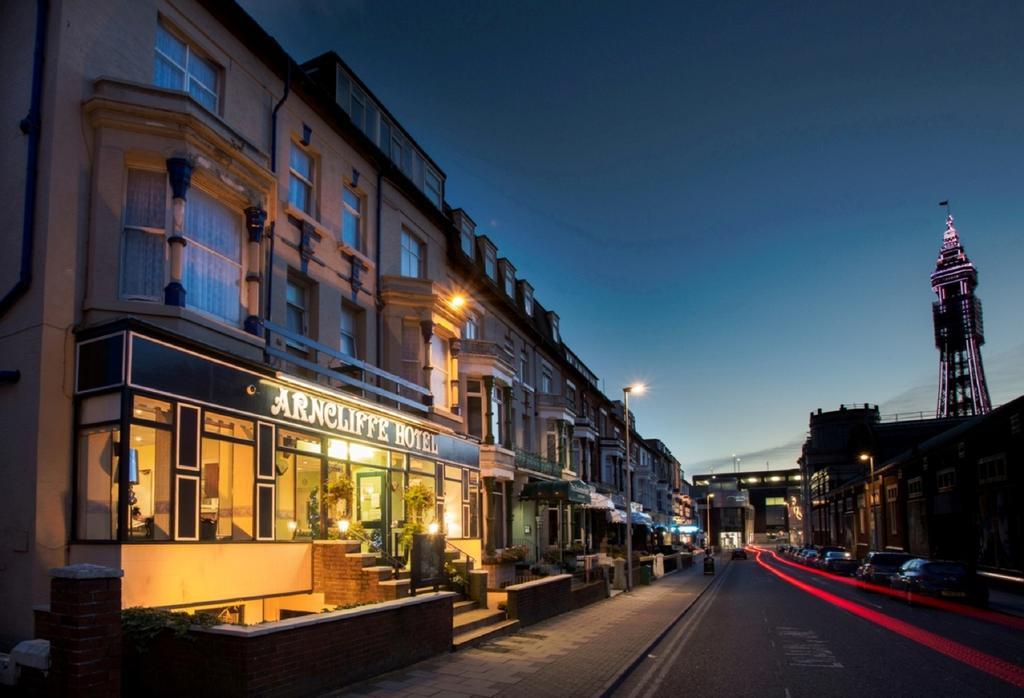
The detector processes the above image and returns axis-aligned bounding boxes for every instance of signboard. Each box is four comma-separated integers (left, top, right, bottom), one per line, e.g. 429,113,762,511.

410,533,446,593
128,334,478,466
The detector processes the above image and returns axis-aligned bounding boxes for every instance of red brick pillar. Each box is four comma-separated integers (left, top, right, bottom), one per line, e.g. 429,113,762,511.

48,563,123,697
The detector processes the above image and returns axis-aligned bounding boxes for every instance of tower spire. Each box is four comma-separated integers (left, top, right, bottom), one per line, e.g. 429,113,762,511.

930,209,992,418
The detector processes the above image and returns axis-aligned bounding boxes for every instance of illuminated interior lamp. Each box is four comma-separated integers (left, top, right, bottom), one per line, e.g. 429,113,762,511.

287,521,297,531
338,519,350,535
427,522,439,535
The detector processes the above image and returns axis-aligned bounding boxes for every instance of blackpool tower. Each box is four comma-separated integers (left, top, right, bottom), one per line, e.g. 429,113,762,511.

931,212,992,418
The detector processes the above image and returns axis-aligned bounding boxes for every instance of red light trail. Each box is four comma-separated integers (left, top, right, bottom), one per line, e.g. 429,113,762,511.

753,548,1024,689
751,546,1024,632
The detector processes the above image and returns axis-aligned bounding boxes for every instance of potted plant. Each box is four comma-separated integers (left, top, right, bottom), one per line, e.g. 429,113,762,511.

399,482,436,559
482,544,527,589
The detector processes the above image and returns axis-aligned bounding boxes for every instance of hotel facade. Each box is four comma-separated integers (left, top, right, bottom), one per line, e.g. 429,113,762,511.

0,0,685,646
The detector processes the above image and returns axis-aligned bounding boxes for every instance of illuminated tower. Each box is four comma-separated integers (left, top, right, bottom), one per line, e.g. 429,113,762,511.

931,213,992,417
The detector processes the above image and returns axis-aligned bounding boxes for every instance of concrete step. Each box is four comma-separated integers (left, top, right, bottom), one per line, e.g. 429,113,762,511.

345,552,380,567
362,565,397,581
412,585,452,595
452,618,521,651
453,599,478,616
453,608,506,635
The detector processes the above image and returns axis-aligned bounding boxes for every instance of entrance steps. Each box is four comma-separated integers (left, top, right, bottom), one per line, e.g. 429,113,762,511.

451,597,518,650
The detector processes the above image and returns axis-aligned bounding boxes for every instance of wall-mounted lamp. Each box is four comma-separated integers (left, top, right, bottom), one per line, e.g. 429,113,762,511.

427,522,439,535
338,519,350,535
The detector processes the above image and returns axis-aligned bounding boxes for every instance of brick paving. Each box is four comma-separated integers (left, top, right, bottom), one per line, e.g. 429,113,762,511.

324,554,729,698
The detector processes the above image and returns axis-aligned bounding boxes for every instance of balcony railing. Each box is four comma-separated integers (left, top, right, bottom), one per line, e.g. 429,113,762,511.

264,320,431,413
514,448,563,478
459,338,514,360
537,392,576,415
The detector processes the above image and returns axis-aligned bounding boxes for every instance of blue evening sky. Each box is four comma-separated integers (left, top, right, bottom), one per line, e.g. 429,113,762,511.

240,0,1024,474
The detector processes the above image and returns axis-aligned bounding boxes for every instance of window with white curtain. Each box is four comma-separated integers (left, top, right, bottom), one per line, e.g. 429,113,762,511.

342,186,362,250
182,187,243,325
154,23,218,112
121,169,167,300
401,321,421,384
289,145,314,214
430,337,450,408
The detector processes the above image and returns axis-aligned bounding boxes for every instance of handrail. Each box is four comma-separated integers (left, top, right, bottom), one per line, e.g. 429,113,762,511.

445,538,476,566
264,319,430,397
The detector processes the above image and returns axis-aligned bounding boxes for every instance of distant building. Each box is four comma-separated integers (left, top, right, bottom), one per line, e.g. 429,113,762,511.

690,468,803,548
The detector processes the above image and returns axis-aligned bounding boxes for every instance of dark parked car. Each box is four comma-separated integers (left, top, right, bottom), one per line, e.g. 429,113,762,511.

855,551,914,587
821,551,859,575
801,549,820,566
814,546,847,569
731,548,748,560
889,559,988,607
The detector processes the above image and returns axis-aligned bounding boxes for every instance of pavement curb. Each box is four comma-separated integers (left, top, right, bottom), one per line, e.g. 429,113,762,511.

599,557,731,698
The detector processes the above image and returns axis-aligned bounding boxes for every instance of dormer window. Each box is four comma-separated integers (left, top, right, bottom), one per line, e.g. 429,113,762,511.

484,249,497,280
499,259,516,297
521,282,534,316
454,210,475,259
549,314,560,342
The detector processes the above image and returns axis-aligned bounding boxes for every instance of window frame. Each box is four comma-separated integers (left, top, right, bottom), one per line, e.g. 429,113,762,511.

288,143,315,215
340,302,359,358
154,21,219,113
400,229,425,279
181,182,247,326
341,184,363,251
120,167,169,302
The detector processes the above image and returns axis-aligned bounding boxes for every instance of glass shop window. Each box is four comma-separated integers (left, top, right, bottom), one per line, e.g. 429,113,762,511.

77,426,120,540
126,424,172,540
275,450,322,540
132,396,173,424
200,412,254,541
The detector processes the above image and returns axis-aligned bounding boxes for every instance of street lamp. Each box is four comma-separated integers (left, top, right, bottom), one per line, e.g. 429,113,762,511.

733,454,741,474
706,493,715,553
623,383,645,592
859,453,875,552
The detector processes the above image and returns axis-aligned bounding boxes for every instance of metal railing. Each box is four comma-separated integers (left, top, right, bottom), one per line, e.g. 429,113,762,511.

264,320,431,412
514,448,563,478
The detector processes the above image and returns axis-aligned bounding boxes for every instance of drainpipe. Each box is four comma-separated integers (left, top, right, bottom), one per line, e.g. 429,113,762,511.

0,0,48,326
264,63,291,355
375,170,384,369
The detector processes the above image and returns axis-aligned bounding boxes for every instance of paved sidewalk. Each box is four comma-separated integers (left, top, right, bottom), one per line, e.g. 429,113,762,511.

324,555,730,698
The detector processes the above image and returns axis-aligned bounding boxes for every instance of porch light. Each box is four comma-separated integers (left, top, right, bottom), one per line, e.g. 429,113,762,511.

338,519,350,535
287,521,297,531
449,294,466,310
427,522,439,535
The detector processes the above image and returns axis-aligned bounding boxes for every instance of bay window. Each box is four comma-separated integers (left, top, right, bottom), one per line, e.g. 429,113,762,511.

182,187,244,325
120,168,167,301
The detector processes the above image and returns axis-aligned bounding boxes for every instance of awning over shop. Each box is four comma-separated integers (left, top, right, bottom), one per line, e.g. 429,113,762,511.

631,511,654,527
608,509,628,524
582,487,615,510
519,479,591,504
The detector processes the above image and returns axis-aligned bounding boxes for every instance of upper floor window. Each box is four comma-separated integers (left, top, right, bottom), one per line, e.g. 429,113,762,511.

340,303,359,357
342,186,363,251
183,187,243,325
550,316,560,342
484,250,497,280
400,230,425,278
289,145,314,215
503,269,515,297
540,363,553,394
566,380,576,406
425,168,442,207
519,350,529,384
286,277,309,338
936,468,956,492
463,317,478,340
523,287,534,316
120,168,167,301
154,23,218,112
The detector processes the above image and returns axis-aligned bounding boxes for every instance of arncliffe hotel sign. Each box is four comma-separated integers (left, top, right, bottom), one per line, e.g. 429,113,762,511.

270,386,439,455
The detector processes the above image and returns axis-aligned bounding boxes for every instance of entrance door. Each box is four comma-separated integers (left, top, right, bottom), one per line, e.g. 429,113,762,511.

354,466,387,553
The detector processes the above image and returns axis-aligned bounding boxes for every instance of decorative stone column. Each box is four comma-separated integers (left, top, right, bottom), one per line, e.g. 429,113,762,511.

449,339,461,414
46,564,123,697
164,157,192,307
420,320,434,408
243,206,267,335
482,375,495,445
502,386,514,449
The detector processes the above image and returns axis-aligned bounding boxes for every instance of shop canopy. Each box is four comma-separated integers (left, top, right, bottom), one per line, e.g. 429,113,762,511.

608,509,628,524
582,488,615,510
519,479,591,504
631,511,654,527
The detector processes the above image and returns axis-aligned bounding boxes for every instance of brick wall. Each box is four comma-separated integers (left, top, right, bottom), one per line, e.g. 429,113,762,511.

36,564,123,697
570,579,608,610
123,593,454,697
505,574,572,627
312,541,404,605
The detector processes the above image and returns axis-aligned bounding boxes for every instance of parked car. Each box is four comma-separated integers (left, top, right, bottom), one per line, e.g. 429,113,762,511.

889,559,988,607
855,551,914,587
821,551,859,576
814,546,847,569
801,549,820,566
731,548,748,560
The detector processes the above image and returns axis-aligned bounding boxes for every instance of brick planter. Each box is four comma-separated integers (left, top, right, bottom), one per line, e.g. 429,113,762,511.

505,574,572,627
480,561,516,589
122,593,455,697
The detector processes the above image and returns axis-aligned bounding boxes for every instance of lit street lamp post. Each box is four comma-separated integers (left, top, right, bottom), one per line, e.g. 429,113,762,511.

623,383,645,592
859,453,875,552
706,493,715,553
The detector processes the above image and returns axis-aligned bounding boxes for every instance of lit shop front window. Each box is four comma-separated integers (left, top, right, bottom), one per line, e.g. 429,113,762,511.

200,411,255,540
